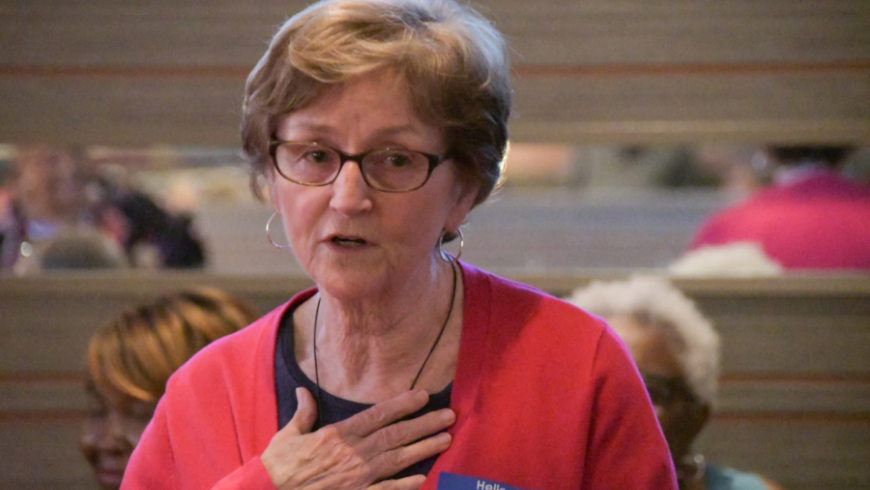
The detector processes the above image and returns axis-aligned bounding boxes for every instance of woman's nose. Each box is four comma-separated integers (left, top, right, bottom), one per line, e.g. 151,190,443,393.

329,160,373,214
102,412,135,450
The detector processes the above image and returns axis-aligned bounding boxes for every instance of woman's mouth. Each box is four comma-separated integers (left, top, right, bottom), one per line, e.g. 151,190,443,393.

331,236,368,247
95,465,126,487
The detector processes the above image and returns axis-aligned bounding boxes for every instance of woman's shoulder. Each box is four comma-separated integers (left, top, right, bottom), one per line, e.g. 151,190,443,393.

462,262,608,338
466,263,603,313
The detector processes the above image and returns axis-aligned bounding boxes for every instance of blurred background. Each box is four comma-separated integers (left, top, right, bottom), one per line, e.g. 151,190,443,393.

1,0,868,489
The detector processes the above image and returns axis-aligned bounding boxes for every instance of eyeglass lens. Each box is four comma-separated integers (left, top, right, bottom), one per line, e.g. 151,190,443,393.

274,143,434,191
641,372,696,406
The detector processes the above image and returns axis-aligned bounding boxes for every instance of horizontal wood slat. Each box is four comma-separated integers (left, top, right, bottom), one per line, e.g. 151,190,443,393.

0,77,245,146
2,72,868,145
2,0,868,67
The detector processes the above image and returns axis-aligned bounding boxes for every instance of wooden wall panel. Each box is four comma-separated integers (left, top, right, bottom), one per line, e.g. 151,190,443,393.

0,0,306,68
0,77,245,146
4,72,867,146
487,0,870,65
2,0,868,67
512,70,870,143
1,0,868,144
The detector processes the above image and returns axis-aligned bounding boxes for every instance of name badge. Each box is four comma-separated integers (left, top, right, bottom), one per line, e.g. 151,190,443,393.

436,472,530,490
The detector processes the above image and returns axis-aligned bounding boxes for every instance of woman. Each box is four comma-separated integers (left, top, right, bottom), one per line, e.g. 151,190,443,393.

567,277,785,490
688,145,870,270
1,145,89,272
82,288,259,490
123,1,676,489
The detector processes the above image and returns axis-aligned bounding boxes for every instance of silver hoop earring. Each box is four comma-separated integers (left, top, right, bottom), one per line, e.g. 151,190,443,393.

438,228,464,263
266,212,291,249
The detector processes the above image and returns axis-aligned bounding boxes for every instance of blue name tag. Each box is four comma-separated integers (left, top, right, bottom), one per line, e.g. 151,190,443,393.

436,472,529,490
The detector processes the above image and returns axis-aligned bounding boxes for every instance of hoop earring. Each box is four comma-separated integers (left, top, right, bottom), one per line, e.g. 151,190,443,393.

266,212,291,249
438,228,464,263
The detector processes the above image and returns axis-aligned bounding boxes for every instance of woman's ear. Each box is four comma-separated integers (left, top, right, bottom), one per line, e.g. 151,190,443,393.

265,169,281,214
445,178,479,232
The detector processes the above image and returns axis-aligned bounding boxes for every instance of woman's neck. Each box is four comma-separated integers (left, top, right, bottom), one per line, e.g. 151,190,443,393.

294,260,462,403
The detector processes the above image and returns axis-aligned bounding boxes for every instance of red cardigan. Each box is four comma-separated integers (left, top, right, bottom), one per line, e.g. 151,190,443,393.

123,263,676,490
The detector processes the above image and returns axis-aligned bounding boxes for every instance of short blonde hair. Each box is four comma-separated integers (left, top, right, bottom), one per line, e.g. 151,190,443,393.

86,287,259,402
241,0,511,206
566,276,721,407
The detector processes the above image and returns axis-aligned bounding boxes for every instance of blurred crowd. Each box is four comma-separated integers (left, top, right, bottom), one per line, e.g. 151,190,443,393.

0,145,206,274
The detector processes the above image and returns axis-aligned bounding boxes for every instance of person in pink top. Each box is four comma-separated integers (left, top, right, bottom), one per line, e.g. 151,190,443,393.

689,145,870,270
122,1,676,489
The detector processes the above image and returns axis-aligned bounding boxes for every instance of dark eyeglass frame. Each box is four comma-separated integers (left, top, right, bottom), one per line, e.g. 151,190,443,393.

268,140,450,193
640,372,699,406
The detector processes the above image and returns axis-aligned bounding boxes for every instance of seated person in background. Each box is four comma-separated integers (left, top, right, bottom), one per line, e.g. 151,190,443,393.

0,159,19,268
81,288,259,490
1,144,206,271
13,226,128,274
567,276,784,490
1,145,90,270
92,179,207,269
688,145,870,270
39,227,128,270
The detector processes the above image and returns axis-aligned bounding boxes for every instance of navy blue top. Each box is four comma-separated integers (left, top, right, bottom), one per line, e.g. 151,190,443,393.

274,306,452,478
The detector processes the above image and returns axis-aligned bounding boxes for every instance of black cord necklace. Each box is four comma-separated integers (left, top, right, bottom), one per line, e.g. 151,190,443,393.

312,263,458,425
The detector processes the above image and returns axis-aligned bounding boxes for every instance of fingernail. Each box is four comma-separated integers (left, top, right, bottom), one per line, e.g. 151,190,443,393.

441,409,456,424
437,432,452,446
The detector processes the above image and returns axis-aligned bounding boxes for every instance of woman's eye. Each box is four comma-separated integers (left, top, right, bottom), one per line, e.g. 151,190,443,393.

304,150,331,164
384,153,413,168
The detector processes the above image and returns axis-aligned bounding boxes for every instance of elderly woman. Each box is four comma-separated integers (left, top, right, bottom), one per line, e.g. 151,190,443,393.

123,1,675,489
82,288,259,490
567,277,784,490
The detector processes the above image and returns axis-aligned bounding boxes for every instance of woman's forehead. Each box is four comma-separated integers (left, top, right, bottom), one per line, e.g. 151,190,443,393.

276,78,442,146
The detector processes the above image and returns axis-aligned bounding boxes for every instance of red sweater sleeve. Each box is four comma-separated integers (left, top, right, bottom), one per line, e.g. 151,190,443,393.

121,385,276,490
582,329,677,489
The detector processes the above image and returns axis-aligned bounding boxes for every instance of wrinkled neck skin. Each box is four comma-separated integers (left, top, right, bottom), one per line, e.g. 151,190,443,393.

294,253,463,403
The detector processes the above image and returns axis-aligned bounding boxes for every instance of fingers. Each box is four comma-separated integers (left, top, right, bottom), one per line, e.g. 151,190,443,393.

370,431,452,481
285,387,318,436
368,475,427,490
338,389,431,437
367,407,456,454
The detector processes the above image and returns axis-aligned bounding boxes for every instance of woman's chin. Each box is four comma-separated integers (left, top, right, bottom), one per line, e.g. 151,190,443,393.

95,468,125,490
317,272,385,301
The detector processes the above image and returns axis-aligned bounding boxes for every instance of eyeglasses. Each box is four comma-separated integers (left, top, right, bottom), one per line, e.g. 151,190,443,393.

641,372,698,406
268,140,450,192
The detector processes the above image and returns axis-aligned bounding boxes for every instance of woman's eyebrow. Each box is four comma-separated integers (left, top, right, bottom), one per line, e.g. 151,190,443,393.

287,121,421,138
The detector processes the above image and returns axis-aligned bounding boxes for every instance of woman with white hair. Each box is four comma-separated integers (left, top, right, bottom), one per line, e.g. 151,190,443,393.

567,276,784,490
